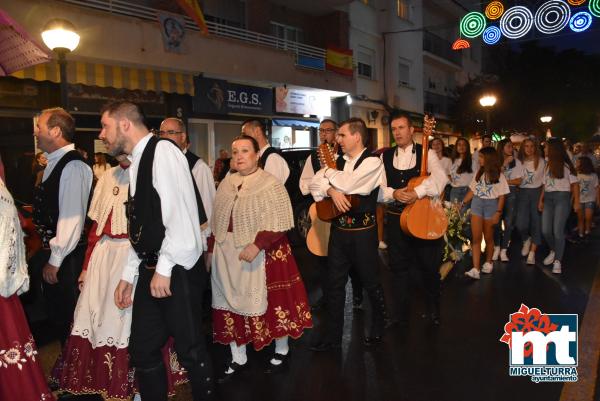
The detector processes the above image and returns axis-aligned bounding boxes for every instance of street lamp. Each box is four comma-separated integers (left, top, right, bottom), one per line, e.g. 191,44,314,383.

41,19,80,109
540,115,553,138
479,95,497,135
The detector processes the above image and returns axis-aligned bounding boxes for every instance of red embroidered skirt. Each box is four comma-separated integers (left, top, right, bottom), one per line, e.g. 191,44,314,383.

51,336,186,400
0,294,55,401
213,236,313,351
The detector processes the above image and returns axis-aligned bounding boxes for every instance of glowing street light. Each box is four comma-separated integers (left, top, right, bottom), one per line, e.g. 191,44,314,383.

479,95,497,134
540,116,553,123
42,19,80,108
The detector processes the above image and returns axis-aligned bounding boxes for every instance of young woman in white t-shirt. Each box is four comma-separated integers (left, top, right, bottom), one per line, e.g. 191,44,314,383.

517,138,546,265
575,156,600,239
449,137,475,204
539,139,580,274
460,147,510,279
493,139,524,263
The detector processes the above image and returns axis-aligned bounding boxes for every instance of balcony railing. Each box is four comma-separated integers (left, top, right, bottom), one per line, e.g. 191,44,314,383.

423,30,462,66
424,91,456,117
60,0,327,70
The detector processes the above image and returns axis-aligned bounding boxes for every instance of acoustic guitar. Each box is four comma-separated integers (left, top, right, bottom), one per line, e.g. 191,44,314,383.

399,115,448,240
314,143,360,221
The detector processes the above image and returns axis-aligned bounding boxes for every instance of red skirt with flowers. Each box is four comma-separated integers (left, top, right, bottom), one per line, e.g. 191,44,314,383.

51,336,186,400
213,236,313,351
0,295,55,401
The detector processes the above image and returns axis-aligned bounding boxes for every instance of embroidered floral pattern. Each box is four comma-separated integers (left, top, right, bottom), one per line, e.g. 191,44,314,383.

267,243,292,263
0,336,37,370
335,212,375,229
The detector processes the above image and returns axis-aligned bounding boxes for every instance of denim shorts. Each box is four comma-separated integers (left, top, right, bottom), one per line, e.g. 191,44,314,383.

471,196,499,219
581,201,595,210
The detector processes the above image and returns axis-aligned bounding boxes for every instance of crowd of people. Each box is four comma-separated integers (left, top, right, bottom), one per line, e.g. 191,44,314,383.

0,102,598,401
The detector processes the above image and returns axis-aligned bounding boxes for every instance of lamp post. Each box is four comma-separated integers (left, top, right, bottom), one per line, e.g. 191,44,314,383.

41,19,80,109
540,115,553,138
479,95,497,135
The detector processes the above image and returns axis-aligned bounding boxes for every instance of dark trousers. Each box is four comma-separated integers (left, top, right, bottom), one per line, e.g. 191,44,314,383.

324,225,386,344
28,245,85,345
130,258,214,401
386,213,443,321
316,256,363,305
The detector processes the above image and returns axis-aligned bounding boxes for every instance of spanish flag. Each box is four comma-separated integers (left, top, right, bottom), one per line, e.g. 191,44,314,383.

326,47,353,77
176,0,209,35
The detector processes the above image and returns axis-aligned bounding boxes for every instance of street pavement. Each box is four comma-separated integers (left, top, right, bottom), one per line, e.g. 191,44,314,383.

34,228,600,401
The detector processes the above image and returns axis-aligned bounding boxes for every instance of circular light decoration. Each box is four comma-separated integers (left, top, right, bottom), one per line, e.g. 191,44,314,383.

483,26,502,44
535,0,571,35
590,0,600,17
452,39,471,50
500,6,534,39
485,1,505,20
460,12,487,38
569,11,593,32
567,0,586,5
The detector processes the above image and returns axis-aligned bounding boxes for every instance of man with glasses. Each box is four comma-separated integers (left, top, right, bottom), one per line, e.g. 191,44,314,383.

158,118,215,258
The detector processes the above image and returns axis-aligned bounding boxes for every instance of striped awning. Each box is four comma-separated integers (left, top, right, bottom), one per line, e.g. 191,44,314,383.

10,61,194,95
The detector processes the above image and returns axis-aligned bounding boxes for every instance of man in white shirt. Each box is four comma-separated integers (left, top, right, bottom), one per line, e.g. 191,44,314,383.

241,119,290,184
299,119,363,310
309,118,387,351
158,117,215,256
102,102,215,401
379,114,448,327
31,107,92,345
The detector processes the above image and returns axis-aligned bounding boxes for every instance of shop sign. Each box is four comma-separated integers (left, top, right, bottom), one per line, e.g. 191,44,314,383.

194,77,273,116
275,86,331,116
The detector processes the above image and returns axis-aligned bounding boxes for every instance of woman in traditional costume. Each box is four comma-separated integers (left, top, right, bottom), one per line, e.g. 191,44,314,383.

0,176,55,401
52,156,185,399
210,135,312,382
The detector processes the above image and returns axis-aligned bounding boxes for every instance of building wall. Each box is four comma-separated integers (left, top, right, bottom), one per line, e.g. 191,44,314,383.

4,0,354,94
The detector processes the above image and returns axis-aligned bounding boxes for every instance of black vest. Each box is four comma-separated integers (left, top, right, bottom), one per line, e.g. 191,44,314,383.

382,144,422,213
259,147,281,169
332,149,379,229
183,150,208,226
33,150,89,249
127,136,165,265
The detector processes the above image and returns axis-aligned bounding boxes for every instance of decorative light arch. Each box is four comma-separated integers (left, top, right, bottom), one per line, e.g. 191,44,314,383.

452,39,471,50
500,6,534,39
569,10,593,31
534,0,571,34
460,11,487,38
483,26,502,44
485,1,505,20
590,0,600,17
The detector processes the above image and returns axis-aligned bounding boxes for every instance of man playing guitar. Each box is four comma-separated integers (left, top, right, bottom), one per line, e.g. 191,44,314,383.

308,118,387,351
379,113,448,327
299,119,363,311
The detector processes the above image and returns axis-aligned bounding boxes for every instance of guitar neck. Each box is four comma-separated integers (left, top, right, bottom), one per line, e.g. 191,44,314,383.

420,132,429,177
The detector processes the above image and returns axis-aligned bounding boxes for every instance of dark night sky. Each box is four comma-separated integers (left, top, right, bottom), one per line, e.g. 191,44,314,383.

511,26,600,54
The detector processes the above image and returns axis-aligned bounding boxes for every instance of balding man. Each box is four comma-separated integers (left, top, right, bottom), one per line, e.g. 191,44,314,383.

241,118,290,184
32,107,93,344
101,102,215,400
159,117,215,252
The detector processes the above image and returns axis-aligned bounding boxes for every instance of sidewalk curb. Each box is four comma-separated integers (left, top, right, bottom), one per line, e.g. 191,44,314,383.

560,260,600,401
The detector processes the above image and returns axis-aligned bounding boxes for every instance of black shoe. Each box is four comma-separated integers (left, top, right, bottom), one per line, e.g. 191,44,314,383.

217,361,248,384
265,352,290,374
309,341,341,352
364,335,383,346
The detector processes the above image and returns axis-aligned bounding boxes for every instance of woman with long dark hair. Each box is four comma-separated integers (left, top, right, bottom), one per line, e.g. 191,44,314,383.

493,139,523,262
460,147,509,279
449,137,475,203
539,139,580,274
517,138,545,265
575,156,599,241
